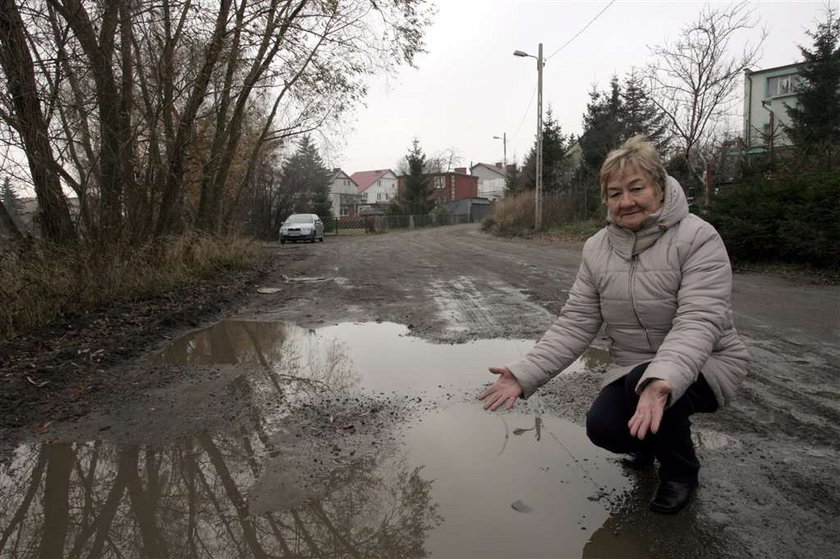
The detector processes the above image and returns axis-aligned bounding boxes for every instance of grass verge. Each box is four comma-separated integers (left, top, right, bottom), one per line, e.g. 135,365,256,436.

0,233,260,341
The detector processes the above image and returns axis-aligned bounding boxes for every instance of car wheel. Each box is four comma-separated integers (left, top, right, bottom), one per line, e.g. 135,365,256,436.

310,231,317,243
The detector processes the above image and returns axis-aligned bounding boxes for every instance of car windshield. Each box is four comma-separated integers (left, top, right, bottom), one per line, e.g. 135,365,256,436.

285,214,314,224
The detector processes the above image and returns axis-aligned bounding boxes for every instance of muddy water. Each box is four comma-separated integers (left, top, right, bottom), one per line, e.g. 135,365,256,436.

0,321,657,558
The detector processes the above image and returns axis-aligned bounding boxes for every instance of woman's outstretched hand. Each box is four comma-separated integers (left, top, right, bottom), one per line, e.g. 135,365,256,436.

478,367,523,411
628,379,672,439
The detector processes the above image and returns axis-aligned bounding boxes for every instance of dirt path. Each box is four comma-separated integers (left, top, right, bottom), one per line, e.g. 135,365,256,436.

2,223,838,557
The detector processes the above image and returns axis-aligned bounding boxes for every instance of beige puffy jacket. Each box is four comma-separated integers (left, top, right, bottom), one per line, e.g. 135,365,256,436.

507,176,749,407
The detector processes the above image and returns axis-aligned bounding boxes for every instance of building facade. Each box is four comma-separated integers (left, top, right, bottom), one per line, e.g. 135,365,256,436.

743,63,801,151
397,170,479,206
327,169,363,217
469,163,506,200
350,169,398,207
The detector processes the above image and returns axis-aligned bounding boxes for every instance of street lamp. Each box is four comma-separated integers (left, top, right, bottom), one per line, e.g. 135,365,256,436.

492,133,507,173
514,44,544,229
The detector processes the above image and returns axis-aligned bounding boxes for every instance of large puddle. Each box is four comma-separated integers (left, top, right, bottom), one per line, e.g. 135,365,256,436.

0,321,664,558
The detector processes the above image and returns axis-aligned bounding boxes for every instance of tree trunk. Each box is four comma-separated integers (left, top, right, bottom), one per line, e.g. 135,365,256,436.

50,0,128,243
155,0,234,236
0,0,76,243
202,0,308,233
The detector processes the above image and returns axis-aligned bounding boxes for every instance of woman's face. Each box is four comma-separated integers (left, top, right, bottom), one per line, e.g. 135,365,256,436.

605,165,664,231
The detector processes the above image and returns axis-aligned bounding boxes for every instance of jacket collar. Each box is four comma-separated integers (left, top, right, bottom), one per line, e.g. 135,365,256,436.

605,176,690,260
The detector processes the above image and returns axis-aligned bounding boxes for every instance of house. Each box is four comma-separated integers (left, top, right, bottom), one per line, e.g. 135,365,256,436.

327,168,363,217
8,196,79,238
469,163,506,200
743,63,801,152
350,169,398,208
397,168,479,206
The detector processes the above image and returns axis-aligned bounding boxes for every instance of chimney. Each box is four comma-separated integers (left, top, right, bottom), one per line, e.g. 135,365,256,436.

454,167,467,174
495,162,503,169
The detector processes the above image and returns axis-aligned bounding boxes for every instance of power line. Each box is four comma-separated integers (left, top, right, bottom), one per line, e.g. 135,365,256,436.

546,0,616,61
510,85,537,145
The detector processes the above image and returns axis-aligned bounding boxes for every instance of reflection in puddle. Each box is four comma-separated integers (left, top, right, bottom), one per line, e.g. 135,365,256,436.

1,321,656,558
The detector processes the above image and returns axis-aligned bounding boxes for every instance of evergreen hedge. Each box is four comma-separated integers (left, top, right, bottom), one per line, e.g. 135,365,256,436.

708,171,840,268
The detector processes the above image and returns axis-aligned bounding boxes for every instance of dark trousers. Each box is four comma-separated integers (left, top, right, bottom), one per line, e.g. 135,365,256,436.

585,362,719,483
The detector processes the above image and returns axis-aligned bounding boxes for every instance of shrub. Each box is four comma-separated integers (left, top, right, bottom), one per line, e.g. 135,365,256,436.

708,171,840,267
484,189,600,236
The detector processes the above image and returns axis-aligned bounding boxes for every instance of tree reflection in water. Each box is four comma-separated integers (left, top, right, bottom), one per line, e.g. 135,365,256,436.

1,321,442,557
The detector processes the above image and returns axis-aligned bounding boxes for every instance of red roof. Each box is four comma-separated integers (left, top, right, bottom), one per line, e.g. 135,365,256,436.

350,169,393,193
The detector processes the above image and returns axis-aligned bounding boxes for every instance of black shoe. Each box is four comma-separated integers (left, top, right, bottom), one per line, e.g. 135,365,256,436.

620,451,655,471
650,480,698,514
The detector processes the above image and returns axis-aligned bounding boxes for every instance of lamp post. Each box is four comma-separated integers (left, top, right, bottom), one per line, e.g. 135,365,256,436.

492,133,507,172
493,133,507,194
514,44,544,229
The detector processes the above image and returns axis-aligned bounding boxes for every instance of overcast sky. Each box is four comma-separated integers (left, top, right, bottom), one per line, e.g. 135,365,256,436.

324,0,836,175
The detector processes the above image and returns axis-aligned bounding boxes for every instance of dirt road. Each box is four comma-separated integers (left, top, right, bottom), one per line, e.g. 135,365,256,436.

2,223,838,558
239,224,840,557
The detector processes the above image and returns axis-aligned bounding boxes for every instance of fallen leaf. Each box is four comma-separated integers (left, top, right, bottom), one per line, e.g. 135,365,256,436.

511,500,533,513
35,421,53,434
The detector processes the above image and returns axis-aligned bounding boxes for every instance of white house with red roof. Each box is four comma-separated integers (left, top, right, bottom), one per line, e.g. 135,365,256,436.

350,169,398,206
327,169,364,217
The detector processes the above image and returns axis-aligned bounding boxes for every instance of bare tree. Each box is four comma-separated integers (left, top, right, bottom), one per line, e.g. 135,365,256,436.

0,0,432,244
647,1,764,184
0,0,76,243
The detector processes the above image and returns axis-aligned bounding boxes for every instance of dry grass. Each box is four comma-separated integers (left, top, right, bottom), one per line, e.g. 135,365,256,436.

484,190,602,237
0,233,260,340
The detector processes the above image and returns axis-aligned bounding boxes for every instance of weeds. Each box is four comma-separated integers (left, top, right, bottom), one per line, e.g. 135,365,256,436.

484,189,604,239
0,233,260,340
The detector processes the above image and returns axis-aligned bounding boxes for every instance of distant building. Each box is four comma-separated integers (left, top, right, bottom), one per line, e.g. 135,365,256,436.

350,169,398,208
11,196,79,238
397,169,478,206
469,163,506,200
743,63,801,152
327,169,363,217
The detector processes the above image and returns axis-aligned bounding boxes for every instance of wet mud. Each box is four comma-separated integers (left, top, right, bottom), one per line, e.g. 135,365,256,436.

2,320,651,558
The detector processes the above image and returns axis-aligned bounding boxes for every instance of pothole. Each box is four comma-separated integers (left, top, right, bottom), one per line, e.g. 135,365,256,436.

2,321,690,558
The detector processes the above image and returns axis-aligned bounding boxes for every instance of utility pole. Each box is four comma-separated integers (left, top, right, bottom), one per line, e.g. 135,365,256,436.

514,44,544,229
535,43,543,230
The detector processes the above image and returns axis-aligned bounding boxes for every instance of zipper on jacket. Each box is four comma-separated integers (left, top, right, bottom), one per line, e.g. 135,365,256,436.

629,255,654,351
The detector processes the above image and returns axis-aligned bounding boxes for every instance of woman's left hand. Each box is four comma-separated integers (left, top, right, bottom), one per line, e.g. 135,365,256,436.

628,379,673,439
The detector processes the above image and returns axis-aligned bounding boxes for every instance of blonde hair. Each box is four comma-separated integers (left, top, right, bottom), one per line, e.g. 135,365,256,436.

599,136,667,202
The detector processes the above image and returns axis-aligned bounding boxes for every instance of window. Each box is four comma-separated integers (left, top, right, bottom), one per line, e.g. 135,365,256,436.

766,74,796,98
434,176,445,189
340,207,349,216
377,192,383,201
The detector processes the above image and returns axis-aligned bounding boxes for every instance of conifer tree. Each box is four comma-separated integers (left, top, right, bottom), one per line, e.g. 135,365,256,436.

785,6,840,151
1,175,24,227
579,76,624,174
280,135,333,218
522,108,570,194
402,139,432,215
622,70,671,152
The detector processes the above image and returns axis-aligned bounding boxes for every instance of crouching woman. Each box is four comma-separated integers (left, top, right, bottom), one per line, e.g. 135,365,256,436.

478,136,749,514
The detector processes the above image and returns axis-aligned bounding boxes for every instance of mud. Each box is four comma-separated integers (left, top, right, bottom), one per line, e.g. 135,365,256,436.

1,224,839,557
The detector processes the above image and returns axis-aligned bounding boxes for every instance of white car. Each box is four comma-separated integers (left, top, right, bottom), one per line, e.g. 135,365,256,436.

279,213,325,244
